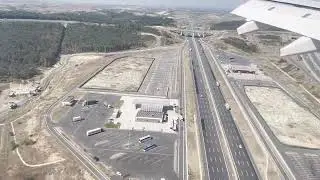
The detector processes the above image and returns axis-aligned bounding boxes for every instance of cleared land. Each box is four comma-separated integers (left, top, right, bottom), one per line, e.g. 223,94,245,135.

245,86,320,149
83,56,154,92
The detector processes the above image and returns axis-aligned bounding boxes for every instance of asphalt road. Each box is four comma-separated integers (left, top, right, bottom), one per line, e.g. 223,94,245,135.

302,53,320,82
190,37,258,180
188,37,229,179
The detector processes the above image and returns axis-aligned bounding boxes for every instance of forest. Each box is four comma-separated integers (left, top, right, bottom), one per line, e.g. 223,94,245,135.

0,22,64,81
62,24,145,54
0,9,175,81
0,22,168,81
0,10,175,26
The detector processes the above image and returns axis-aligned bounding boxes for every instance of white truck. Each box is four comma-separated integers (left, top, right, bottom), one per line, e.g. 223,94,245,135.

72,116,84,122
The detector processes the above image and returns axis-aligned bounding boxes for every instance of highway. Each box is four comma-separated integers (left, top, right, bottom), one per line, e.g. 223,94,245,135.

189,37,258,180
301,53,320,82
188,37,229,179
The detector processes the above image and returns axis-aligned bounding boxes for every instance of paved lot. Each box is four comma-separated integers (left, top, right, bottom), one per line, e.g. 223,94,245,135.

215,51,252,66
139,50,179,97
57,93,179,179
285,152,320,180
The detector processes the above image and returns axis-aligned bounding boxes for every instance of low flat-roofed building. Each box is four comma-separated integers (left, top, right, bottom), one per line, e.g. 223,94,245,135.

230,64,256,74
136,110,164,123
140,104,163,112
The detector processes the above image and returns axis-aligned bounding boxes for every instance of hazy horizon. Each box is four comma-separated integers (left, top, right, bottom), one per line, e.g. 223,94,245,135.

1,0,242,10
62,0,242,9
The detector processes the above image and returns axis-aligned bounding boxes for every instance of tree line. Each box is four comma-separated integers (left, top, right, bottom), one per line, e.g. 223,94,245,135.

0,21,167,81
0,10,175,26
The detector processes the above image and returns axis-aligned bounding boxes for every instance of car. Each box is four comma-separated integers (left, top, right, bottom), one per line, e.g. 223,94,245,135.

225,103,231,110
238,144,243,149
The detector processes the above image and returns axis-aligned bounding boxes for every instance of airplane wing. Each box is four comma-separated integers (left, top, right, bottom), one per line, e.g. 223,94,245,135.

231,0,320,56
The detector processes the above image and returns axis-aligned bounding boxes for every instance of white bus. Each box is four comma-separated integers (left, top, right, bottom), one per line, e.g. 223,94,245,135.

139,135,153,143
86,128,103,136
143,144,157,152
72,116,84,122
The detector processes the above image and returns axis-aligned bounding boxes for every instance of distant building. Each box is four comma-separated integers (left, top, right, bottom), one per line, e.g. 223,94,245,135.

140,104,163,112
230,64,256,74
136,110,165,123
62,96,75,106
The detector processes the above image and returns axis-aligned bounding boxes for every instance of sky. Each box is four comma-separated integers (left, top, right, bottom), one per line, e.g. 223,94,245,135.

55,0,243,10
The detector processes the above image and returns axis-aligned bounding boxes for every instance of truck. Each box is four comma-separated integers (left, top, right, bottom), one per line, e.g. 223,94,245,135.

8,102,17,109
170,119,178,131
72,116,84,122
82,100,98,106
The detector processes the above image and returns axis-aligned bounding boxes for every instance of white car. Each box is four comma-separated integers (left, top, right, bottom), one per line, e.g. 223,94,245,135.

238,144,243,149
225,103,231,110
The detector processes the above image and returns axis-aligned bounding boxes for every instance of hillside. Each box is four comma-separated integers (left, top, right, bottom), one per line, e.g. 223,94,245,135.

62,24,144,54
0,10,175,26
0,22,64,81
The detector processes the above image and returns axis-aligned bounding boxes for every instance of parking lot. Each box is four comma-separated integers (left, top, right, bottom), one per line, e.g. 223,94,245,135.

285,152,320,180
139,49,179,97
57,93,179,179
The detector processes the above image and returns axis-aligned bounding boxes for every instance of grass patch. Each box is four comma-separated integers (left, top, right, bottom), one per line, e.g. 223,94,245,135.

104,122,121,129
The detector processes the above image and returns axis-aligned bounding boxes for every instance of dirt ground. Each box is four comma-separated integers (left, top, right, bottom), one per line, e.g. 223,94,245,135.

141,32,161,47
83,56,154,92
245,86,320,149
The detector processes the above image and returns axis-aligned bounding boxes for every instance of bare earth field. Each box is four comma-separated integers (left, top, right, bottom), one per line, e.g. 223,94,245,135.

245,86,320,149
83,56,154,92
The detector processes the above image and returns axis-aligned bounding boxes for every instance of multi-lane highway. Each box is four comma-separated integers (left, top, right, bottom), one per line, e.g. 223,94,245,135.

189,38,229,179
189,36,258,180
